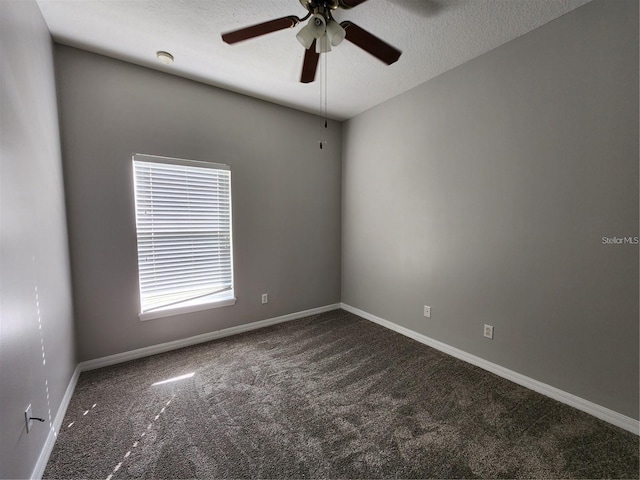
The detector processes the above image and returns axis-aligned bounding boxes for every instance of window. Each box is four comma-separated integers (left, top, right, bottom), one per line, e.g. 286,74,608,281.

132,154,234,321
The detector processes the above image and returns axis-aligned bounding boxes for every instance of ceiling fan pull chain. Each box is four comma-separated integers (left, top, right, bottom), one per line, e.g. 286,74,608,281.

324,48,328,129
319,49,325,149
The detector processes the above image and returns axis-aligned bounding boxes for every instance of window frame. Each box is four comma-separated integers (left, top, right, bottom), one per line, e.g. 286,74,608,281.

132,153,236,321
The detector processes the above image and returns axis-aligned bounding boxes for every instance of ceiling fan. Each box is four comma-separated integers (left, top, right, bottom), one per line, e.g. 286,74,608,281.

221,0,402,83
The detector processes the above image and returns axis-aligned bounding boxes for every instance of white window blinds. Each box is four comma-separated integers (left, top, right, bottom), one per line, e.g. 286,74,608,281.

132,154,233,314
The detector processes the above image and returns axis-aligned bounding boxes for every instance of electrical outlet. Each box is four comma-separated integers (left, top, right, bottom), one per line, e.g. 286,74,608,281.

484,324,494,339
261,293,268,304
24,404,33,433
423,305,431,318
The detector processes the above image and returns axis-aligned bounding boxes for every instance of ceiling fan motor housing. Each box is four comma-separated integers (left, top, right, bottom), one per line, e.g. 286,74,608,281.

299,0,343,12
299,0,367,15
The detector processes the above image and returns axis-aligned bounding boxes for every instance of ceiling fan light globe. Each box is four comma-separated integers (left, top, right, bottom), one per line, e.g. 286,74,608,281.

326,20,345,46
308,14,326,39
296,26,315,49
316,35,331,53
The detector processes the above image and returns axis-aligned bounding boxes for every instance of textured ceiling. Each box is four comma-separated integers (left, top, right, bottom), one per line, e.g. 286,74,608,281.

36,0,591,121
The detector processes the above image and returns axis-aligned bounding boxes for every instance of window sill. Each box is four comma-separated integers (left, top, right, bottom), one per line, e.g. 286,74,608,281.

139,295,236,321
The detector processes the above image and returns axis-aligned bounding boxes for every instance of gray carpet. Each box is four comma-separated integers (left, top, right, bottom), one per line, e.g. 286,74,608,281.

44,309,638,479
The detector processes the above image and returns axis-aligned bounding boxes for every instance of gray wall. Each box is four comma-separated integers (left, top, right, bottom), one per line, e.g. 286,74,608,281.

342,0,639,419
0,1,77,478
55,46,342,362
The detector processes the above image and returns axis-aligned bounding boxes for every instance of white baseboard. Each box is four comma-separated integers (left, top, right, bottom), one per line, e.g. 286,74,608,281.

79,303,342,372
341,303,639,436
32,365,81,479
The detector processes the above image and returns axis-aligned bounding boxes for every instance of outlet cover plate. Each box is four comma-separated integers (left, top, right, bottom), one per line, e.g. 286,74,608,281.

261,293,268,304
484,324,494,339
24,404,32,433
423,305,431,318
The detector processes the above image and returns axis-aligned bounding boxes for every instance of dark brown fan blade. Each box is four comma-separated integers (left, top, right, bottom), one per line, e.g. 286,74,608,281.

337,0,370,8
222,16,299,44
300,40,320,83
340,21,402,65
